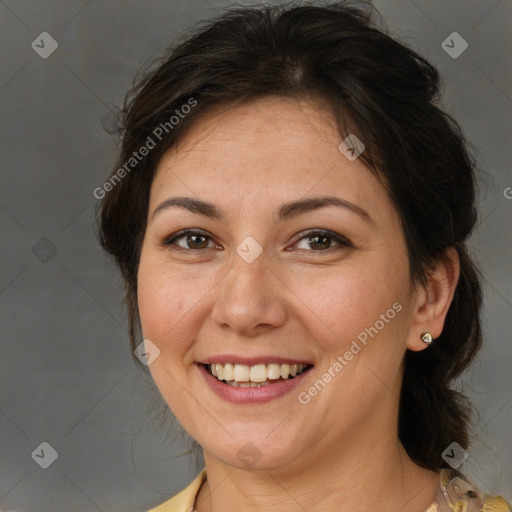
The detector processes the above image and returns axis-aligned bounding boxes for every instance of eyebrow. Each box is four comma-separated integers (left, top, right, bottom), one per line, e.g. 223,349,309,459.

152,195,373,224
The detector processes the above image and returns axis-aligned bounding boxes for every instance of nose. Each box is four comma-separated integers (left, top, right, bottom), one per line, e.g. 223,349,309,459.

211,252,288,338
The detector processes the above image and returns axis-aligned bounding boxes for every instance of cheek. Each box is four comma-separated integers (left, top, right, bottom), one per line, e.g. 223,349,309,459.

137,253,223,363
294,264,394,342
136,266,201,410
137,260,194,353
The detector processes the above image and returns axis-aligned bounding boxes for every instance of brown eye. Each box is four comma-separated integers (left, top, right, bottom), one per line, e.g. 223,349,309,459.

163,229,216,251
293,230,352,252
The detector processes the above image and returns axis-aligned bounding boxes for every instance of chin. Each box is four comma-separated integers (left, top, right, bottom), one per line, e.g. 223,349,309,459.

202,432,307,472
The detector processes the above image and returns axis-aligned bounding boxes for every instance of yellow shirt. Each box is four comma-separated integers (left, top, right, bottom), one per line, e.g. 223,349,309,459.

148,469,206,512
148,467,511,512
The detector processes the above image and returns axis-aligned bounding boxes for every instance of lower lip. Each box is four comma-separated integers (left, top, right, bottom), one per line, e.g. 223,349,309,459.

198,364,312,404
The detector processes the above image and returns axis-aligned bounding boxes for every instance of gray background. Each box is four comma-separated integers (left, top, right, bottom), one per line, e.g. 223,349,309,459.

0,0,511,510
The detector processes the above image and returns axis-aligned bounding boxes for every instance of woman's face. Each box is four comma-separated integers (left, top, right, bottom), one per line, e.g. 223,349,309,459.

137,96,422,472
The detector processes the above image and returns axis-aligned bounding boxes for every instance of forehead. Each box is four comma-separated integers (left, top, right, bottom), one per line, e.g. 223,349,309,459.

162,97,338,165
149,96,391,222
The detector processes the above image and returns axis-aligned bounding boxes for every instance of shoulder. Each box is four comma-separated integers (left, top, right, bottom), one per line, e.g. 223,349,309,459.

428,468,511,512
147,469,207,512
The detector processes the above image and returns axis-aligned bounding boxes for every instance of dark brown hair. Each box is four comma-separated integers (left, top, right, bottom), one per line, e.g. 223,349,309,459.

98,0,483,470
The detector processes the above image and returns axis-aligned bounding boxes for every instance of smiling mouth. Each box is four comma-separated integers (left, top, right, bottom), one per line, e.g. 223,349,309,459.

204,362,313,388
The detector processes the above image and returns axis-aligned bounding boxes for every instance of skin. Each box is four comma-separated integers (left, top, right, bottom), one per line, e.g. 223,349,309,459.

137,96,460,512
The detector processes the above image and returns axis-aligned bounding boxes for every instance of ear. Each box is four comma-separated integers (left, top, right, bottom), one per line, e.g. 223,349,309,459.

406,247,460,352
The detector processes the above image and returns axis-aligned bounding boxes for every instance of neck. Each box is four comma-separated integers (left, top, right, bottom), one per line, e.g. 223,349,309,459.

194,431,439,512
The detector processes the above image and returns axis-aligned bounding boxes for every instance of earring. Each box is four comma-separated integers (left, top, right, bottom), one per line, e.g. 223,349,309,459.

420,332,433,344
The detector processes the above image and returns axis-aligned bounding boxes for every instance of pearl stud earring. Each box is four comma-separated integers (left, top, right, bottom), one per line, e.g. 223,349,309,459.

420,332,433,344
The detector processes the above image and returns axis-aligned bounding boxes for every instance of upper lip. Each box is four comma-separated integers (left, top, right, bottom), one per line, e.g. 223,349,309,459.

199,355,313,366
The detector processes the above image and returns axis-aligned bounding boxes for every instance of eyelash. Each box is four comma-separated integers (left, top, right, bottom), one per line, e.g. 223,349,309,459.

161,228,353,253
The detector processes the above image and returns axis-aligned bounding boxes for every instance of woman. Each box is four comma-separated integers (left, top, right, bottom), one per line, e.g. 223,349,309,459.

98,2,511,511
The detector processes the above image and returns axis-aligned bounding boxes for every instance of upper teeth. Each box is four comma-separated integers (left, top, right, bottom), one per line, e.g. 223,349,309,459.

209,363,308,383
